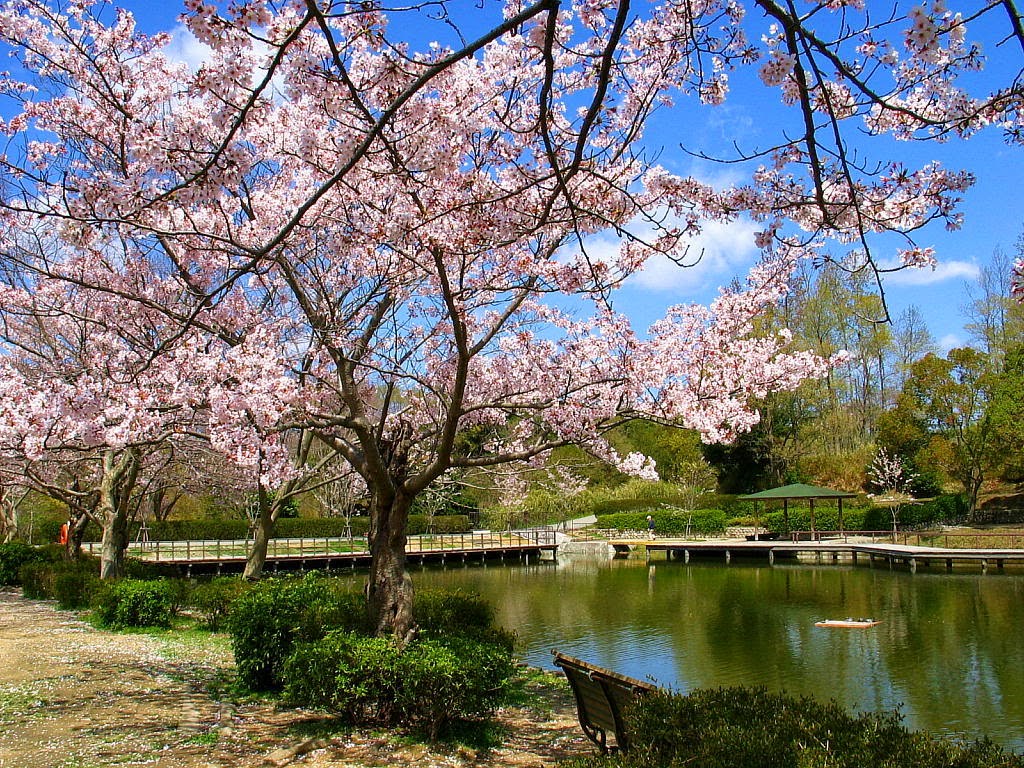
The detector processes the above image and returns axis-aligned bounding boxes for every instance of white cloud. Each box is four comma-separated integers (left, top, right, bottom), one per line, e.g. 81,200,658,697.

163,24,214,72
631,218,760,292
937,333,965,352
883,259,980,286
575,216,760,294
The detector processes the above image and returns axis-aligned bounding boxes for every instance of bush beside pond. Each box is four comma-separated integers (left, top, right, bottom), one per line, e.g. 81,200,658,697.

595,509,727,536
569,686,1022,768
227,574,516,739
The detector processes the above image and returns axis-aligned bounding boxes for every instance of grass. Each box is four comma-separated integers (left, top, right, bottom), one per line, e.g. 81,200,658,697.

183,730,221,746
0,684,47,725
910,530,1024,549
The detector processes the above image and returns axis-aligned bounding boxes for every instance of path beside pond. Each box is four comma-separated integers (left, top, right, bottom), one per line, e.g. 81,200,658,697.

0,590,588,768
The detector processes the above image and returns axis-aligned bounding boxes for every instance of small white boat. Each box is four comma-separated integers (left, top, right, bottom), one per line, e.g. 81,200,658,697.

814,618,881,628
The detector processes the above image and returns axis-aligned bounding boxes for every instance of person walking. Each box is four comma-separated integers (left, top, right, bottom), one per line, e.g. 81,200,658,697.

646,514,655,539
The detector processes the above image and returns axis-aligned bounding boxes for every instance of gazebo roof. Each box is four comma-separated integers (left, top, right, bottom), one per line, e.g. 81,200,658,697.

738,483,857,501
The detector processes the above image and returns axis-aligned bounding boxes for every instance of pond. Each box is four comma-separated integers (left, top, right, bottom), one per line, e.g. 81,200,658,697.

403,554,1024,751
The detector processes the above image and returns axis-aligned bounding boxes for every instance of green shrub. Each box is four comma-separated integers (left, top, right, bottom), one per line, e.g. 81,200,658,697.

284,630,515,739
93,579,174,629
271,517,370,538
190,576,250,631
763,505,867,534
19,561,55,599
284,632,403,721
570,686,1023,768
596,509,727,536
0,542,46,586
228,574,369,692
405,514,473,534
397,635,515,739
53,567,100,609
19,556,98,602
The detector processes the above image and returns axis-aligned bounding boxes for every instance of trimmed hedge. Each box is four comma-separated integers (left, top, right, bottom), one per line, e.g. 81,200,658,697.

596,509,727,536
190,576,251,631
284,631,515,739
0,542,48,586
93,579,174,629
228,574,517,738
761,494,967,534
568,686,1022,768
228,574,370,691
20,554,99,608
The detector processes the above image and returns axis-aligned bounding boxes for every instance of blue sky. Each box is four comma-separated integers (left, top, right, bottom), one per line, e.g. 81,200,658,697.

23,2,1024,350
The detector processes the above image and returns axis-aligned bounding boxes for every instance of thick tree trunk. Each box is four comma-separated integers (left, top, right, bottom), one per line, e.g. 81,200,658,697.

99,505,130,580
242,493,273,580
0,489,16,544
367,493,415,642
97,448,141,580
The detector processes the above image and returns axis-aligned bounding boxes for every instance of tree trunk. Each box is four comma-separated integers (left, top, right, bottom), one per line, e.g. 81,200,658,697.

98,448,141,580
0,488,16,544
99,503,130,580
67,512,88,560
242,489,273,580
367,493,415,642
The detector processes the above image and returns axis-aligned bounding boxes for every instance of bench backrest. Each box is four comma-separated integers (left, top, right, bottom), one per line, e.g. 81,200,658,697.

552,651,657,754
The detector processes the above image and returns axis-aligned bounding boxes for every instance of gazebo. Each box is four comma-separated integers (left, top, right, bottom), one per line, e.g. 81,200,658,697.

739,483,857,540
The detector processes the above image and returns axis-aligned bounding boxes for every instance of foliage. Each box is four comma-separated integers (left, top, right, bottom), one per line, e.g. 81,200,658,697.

190,577,251,631
762,505,865,534
92,579,174,629
228,574,370,691
0,542,46,586
758,494,966,533
568,686,1023,768
284,630,515,740
596,510,726,536
413,588,516,650
19,554,99,602
53,567,101,609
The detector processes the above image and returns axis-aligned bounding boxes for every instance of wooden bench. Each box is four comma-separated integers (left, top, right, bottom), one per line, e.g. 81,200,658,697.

551,651,657,754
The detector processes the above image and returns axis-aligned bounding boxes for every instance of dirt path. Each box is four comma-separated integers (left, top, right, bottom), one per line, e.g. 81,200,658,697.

0,590,590,768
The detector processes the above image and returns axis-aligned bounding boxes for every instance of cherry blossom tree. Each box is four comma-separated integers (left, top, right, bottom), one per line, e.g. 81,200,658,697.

1,0,1020,637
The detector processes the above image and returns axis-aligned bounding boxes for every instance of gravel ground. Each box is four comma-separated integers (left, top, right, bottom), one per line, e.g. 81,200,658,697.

0,589,590,768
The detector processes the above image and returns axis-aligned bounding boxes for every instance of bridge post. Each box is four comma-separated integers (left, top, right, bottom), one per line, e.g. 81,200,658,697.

946,558,953,571
725,550,731,564
768,550,775,565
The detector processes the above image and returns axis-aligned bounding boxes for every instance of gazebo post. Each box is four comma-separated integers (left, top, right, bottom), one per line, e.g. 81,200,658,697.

738,485,856,545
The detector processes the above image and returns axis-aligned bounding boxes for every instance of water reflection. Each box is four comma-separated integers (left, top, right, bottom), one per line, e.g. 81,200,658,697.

405,555,1024,750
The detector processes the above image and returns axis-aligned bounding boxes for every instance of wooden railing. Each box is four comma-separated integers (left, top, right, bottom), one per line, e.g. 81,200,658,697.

788,530,1024,549
82,528,557,563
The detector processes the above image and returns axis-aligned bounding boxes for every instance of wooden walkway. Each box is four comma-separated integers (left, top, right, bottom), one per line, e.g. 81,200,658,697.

611,538,1024,572
83,530,558,575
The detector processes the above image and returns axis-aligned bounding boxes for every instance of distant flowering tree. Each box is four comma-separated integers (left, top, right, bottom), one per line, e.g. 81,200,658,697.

868,447,918,537
1,0,1020,636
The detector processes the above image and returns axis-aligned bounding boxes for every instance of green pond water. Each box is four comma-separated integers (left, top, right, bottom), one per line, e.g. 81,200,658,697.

400,554,1024,751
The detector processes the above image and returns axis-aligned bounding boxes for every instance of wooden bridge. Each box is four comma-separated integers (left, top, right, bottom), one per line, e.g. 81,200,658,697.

83,530,558,575
611,536,1024,572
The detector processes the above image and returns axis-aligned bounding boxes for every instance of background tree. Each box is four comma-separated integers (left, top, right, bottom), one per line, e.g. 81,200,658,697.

903,349,1000,515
